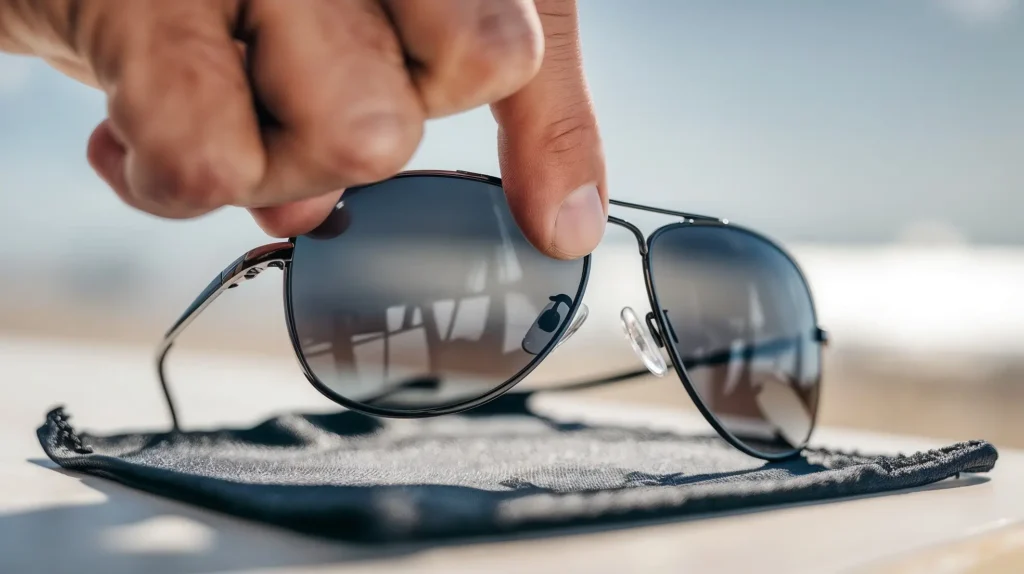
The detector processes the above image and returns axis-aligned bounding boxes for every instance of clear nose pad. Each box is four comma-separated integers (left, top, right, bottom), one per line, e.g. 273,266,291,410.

554,303,588,350
521,295,588,355
621,307,668,376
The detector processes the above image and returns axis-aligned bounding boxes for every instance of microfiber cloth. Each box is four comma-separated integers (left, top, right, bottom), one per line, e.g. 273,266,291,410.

37,392,998,543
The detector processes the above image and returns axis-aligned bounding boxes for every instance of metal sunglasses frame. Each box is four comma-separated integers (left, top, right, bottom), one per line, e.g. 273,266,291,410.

156,169,828,461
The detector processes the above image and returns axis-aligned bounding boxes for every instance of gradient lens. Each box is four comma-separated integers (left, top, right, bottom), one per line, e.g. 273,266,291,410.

287,174,588,414
648,225,821,455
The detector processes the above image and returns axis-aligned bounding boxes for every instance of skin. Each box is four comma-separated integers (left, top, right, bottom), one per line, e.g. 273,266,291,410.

0,0,608,260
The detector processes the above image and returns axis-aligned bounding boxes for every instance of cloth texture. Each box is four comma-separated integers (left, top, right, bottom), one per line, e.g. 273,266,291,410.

38,393,998,543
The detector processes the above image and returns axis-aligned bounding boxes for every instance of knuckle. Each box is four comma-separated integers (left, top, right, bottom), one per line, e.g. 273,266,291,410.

423,6,543,110
106,73,263,213
466,6,543,78
318,114,423,184
540,107,597,158
145,151,256,210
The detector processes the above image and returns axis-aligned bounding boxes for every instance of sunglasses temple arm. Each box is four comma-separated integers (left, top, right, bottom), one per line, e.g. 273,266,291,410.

542,333,821,394
154,242,294,431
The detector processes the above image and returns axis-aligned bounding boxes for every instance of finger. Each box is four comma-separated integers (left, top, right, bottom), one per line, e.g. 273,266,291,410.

87,119,133,207
380,0,544,118
490,0,607,261
247,190,344,238
243,0,424,204
82,1,265,218
89,117,246,221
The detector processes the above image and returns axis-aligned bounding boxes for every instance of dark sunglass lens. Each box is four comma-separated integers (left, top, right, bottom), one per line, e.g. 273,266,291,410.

649,225,821,456
286,174,588,414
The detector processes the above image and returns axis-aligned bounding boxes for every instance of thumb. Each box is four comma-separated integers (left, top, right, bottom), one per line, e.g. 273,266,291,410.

490,0,607,260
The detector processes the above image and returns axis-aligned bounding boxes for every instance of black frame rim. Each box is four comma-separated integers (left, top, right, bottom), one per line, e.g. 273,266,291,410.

644,220,824,461
282,171,593,419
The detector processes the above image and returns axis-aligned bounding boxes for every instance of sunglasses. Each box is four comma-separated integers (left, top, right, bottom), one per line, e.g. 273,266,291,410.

156,170,827,460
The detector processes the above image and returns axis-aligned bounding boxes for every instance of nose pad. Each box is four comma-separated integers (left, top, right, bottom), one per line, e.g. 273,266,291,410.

522,296,587,356
554,303,588,350
621,307,668,376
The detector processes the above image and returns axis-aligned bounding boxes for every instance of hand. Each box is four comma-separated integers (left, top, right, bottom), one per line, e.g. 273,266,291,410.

2,0,607,259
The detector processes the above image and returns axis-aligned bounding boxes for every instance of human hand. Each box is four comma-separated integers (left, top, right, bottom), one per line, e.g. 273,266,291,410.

2,0,607,259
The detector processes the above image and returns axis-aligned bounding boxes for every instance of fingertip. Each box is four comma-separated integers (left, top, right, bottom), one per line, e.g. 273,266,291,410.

550,183,606,260
496,117,608,260
248,190,344,238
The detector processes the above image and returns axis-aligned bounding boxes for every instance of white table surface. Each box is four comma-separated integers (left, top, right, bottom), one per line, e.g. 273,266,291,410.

1,335,1022,574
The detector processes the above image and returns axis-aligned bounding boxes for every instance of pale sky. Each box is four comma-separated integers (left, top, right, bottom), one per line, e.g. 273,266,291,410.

0,0,1020,280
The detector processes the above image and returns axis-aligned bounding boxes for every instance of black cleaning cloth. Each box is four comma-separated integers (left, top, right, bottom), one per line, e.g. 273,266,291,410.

38,393,997,543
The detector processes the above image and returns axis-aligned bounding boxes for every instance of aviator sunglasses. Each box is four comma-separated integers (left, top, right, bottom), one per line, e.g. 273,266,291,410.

156,170,828,461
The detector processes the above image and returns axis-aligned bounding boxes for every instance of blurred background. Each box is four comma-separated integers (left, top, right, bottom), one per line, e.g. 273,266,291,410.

1,0,1021,446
